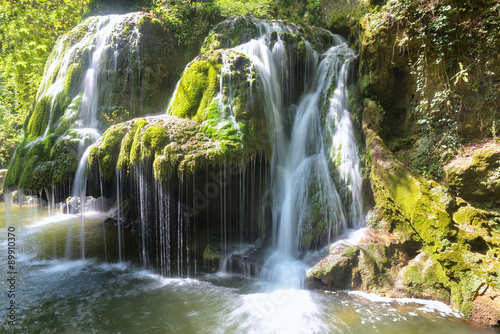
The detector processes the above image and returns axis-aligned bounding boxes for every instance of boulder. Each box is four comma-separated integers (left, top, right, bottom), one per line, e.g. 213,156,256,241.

471,284,500,326
445,142,500,205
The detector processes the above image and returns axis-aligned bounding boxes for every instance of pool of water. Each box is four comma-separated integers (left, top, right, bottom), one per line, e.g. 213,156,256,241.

0,203,496,333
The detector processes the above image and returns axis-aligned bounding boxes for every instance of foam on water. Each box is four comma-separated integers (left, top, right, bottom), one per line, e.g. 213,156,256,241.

228,289,328,334
28,213,78,227
43,258,95,273
348,291,462,317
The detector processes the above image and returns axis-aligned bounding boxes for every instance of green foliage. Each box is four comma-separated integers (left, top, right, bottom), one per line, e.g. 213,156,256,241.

152,1,222,63
0,76,23,168
214,0,274,17
0,0,90,167
327,5,370,40
88,124,129,181
363,0,500,179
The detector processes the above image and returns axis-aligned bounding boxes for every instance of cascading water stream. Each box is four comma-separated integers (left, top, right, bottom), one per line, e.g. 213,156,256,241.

37,14,143,260
233,22,362,289
325,54,364,228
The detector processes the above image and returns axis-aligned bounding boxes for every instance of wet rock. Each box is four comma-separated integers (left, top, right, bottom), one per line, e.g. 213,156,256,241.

65,196,96,214
4,12,181,191
363,105,500,323
200,16,335,54
202,244,265,276
307,229,413,294
307,242,359,289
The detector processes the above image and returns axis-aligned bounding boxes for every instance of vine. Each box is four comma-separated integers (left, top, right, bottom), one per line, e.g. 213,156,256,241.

370,0,500,178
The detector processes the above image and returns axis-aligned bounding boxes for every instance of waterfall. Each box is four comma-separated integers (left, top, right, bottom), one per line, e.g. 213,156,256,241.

36,14,143,260
20,13,362,282
232,21,361,288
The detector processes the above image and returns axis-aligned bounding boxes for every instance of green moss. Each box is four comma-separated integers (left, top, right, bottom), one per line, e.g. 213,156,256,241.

445,143,500,204
27,96,52,138
143,126,170,157
88,124,128,181
203,245,221,261
402,252,450,300
117,120,147,172
169,55,220,122
14,135,60,190
365,119,500,318
129,124,170,165
307,246,360,289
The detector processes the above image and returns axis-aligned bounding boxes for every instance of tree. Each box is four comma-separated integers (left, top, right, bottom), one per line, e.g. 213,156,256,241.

0,0,90,168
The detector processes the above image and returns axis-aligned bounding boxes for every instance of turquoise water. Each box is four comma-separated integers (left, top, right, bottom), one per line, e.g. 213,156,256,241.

0,202,496,333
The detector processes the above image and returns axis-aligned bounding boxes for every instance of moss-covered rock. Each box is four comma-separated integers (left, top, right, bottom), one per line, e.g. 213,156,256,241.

200,16,338,54
445,142,500,205
90,115,229,181
399,252,450,301
168,49,270,163
358,0,500,180
360,99,500,322
5,12,181,192
307,229,414,294
169,54,221,121
88,124,129,182
307,243,360,289
203,245,221,261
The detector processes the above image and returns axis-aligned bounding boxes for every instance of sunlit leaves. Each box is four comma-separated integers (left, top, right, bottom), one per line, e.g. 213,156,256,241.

0,0,90,167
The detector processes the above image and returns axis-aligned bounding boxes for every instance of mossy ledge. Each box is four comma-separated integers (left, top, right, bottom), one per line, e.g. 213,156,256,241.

89,114,268,182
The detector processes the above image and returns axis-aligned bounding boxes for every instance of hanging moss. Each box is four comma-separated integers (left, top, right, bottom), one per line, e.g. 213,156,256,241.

27,96,52,138
203,245,221,261
116,119,148,172
88,124,129,181
130,125,170,164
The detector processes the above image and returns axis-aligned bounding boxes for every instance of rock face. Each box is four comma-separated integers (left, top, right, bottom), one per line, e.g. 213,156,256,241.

4,13,180,194
471,284,500,327
311,0,500,327
308,229,448,300
201,16,337,54
445,142,500,206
